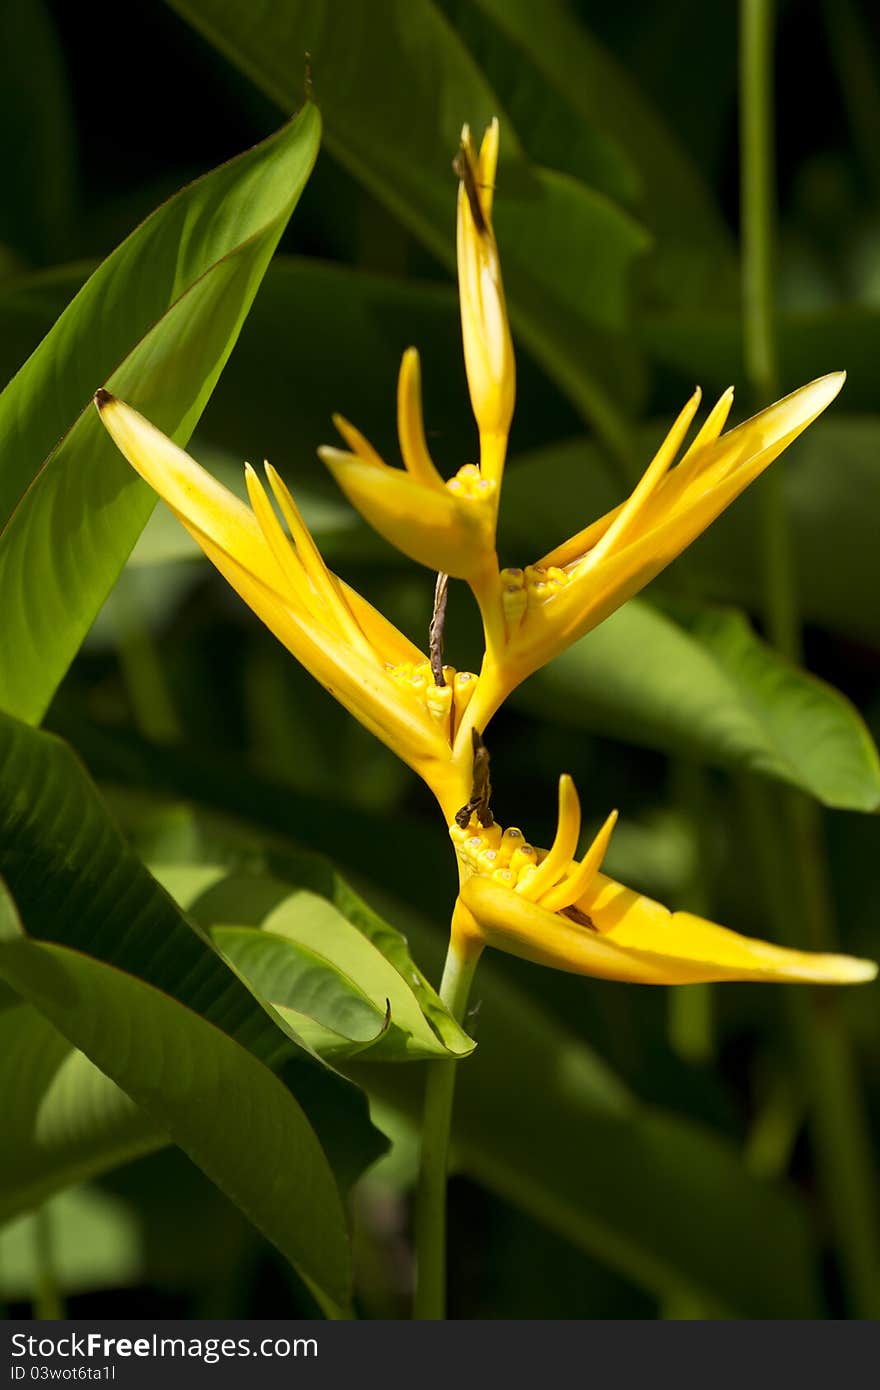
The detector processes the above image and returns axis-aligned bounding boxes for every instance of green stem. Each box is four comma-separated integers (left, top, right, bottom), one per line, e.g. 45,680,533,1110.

739,0,880,1317
32,1205,63,1321
111,573,182,744
413,939,480,1320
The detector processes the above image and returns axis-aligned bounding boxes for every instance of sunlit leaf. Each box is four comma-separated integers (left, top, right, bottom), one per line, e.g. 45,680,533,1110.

515,596,880,811
0,105,320,723
166,0,650,438
0,712,387,1308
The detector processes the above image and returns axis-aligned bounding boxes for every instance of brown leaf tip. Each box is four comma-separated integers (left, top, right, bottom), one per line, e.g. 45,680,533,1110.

93,387,114,411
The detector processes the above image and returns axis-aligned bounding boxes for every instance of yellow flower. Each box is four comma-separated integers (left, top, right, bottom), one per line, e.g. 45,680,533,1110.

94,390,477,817
471,372,845,725
318,348,498,582
317,120,513,583
451,774,877,985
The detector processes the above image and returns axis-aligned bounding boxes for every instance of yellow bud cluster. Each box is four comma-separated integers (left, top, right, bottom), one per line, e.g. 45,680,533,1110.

446,463,497,501
386,661,478,742
450,817,547,888
499,564,571,637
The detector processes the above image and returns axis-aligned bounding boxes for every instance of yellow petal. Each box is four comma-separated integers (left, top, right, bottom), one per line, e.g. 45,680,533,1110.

462,872,877,985
397,348,445,489
182,511,449,778
456,120,515,469
504,374,846,681
319,447,494,579
95,390,285,598
582,873,877,984
584,387,702,569
461,874,684,983
517,774,581,900
542,809,618,912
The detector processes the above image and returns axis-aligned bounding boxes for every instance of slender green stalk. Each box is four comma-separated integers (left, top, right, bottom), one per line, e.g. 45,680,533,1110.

32,1206,63,1321
739,1,880,1315
667,762,715,1066
111,573,182,744
413,939,480,1320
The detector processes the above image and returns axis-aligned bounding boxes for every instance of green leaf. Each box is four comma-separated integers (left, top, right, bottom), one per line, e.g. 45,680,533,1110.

146,821,475,1061
165,0,650,437
452,0,738,308
0,104,320,724
0,910,352,1311
0,995,164,1225
516,596,880,811
0,712,387,1307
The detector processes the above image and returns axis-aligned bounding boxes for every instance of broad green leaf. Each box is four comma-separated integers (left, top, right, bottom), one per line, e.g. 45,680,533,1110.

450,0,738,308
0,713,386,1306
123,798,821,1318
166,0,650,437
211,923,390,1059
515,596,880,811
147,826,474,1061
0,995,164,1224
0,901,352,1312
0,104,320,724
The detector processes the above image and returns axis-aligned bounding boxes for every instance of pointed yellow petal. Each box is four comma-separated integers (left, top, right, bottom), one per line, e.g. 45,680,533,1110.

397,348,445,489
462,872,876,986
244,463,315,615
583,388,702,569
320,447,493,579
542,809,618,912
95,392,286,597
263,462,373,659
582,873,877,984
670,386,735,490
669,372,845,511
462,874,683,983
456,124,515,462
477,117,499,219
504,373,847,683
341,583,427,668
331,414,386,469
517,774,581,900
181,513,448,779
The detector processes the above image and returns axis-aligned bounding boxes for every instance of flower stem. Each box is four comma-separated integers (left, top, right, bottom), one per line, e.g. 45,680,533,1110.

33,1204,63,1320
739,0,880,1316
413,937,480,1319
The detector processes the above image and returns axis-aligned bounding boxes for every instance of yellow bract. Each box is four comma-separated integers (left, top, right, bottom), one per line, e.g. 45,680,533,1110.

318,348,498,581
95,392,474,819
475,372,846,720
452,777,877,986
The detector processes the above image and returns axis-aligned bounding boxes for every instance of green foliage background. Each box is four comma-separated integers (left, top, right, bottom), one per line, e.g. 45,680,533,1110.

1,0,879,1319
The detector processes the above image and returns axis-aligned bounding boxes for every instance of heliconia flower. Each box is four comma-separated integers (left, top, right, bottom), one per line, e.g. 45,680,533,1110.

94,390,480,817
318,348,499,582
451,774,877,985
316,120,513,582
473,372,846,723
